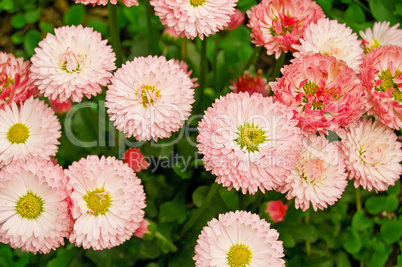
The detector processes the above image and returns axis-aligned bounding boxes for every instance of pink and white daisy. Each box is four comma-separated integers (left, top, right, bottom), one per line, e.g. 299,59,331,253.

340,118,402,192
0,97,61,167
75,0,138,7
270,53,364,134
65,155,146,250
0,52,37,109
360,21,402,52
360,45,402,129
247,0,324,59
280,134,348,211
0,157,72,254
292,18,364,72
230,69,270,96
150,0,238,40
106,55,195,141
31,25,116,103
194,210,285,267
197,92,302,194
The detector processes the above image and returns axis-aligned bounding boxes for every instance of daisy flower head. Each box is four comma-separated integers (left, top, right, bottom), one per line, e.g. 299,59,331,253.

150,0,239,40
105,55,195,141
194,210,285,267
247,0,324,59
340,118,402,192
0,157,72,254
292,18,364,72
0,52,37,109
30,25,116,103
75,0,138,7
0,97,61,167
197,92,302,194
270,53,364,134
360,45,402,129
230,69,270,97
65,155,146,250
360,21,402,52
280,133,348,211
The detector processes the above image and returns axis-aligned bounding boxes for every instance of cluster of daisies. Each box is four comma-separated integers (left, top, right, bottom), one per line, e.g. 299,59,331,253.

0,0,401,266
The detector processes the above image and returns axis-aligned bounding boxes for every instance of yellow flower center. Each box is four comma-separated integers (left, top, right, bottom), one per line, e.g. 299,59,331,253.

227,244,252,267
375,68,402,102
60,47,85,73
7,123,30,144
189,0,206,7
234,122,266,153
83,188,112,216
137,85,161,107
16,191,44,219
366,39,381,53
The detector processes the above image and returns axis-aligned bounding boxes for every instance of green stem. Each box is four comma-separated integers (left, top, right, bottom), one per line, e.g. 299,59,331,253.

273,52,286,78
356,187,362,211
244,46,261,71
155,231,178,253
195,38,208,114
181,38,187,61
180,182,219,238
213,33,220,88
145,1,157,55
305,213,312,258
108,3,123,68
352,0,371,14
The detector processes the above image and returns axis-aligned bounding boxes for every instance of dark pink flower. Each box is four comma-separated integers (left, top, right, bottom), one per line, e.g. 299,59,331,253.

230,70,270,96
49,99,72,114
265,200,287,222
123,148,149,172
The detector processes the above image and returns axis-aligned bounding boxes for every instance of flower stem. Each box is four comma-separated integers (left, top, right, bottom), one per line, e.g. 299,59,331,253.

145,1,157,55
180,182,219,238
305,213,312,258
108,3,123,68
213,33,220,88
195,38,208,114
273,53,286,78
181,38,187,61
155,231,178,253
244,46,261,71
356,187,362,211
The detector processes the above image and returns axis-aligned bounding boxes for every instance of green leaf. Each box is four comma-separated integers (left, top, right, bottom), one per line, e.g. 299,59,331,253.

365,195,386,214
370,241,392,267
344,4,365,24
23,30,42,57
218,188,239,210
369,0,400,25
395,3,402,16
388,180,401,195
63,4,85,26
384,195,399,212
85,249,112,267
342,227,362,254
352,210,372,231
334,251,352,267
279,232,296,248
0,245,14,267
0,0,14,12
11,13,26,29
11,33,23,44
315,0,333,12
39,21,54,34
192,186,209,207
24,8,41,24
46,245,78,267
173,160,192,179
380,220,402,244
86,19,108,36
158,200,187,224
275,222,318,242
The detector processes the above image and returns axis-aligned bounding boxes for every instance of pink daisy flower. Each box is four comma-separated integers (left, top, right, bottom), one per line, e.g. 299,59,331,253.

340,118,402,192
75,0,138,7
31,25,116,103
230,69,270,96
360,21,402,52
280,134,348,211
150,0,238,40
65,155,146,250
292,18,364,72
265,200,287,222
106,55,195,141
360,45,402,129
123,147,149,172
134,219,150,238
0,97,61,167
197,92,302,194
194,210,285,267
0,157,72,254
270,53,364,134
247,0,324,59
49,99,73,114
0,52,37,109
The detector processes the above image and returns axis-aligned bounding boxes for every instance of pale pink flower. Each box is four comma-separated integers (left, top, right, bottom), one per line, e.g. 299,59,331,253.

292,18,364,72
265,200,287,222
340,118,402,192
0,97,61,167
360,21,402,52
280,134,348,211
134,219,150,238
270,53,364,134
31,25,116,103
197,92,302,194
65,155,146,250
75,0,138,7
106,55,195,141
0,52,37,109
194,210,285,267
247,0,324,59
123,147,149,172
360,45,402,129
226,9,245,31
150,0,238,40
0,157,72,254
230,69,270,96
49,99,72,114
